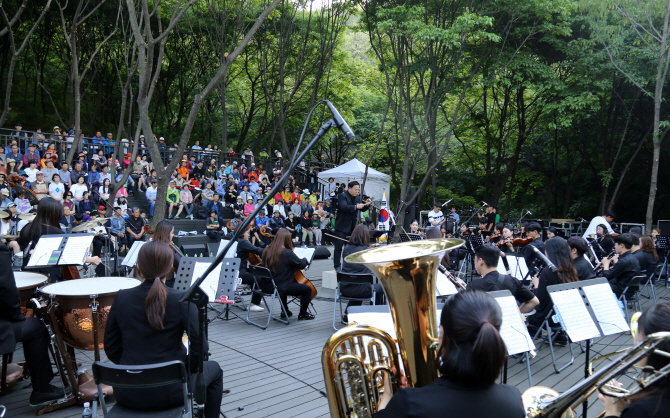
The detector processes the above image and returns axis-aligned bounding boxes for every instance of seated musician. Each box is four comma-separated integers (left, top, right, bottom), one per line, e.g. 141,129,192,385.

546,226,557,239
269,208,285,234
498,225,516,255
592,224,615,256
451,222,471,267
235,223,265,312
409,219,424,238
602,233,641,298
527,237,578,344
599,301,670,418
375,291,525,418
262,228,314,320
340,225,385,320
521,223,545,274
567,237,596,281
467,244,539,313
104,240,223,418
18,198,100,282
0,207,20,255
631,234,657,278
0,242,66,406
152,220,182,288
638,236,659,283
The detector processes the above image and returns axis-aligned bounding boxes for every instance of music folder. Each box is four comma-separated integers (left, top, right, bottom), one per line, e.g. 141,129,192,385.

293,247,316,268
26,234,94,268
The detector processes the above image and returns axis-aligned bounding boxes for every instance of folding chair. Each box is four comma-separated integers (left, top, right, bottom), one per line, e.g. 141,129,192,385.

333,272,377,330
530,307,577,373
618,275,645,323
640,264,662,303
246,265,289,329
91,360,191,418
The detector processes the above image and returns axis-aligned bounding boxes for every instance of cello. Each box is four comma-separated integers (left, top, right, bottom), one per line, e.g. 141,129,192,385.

248,252,318,300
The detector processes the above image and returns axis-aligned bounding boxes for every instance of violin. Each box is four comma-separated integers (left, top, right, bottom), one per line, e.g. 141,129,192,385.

143,224,154,234
486,232,501,242
512,237,533,247
249,252,317,300
260,226,273,239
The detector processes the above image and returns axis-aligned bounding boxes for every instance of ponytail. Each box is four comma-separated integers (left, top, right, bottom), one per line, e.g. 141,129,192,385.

472,321,507,385
145,278,167,330
135,241,175,331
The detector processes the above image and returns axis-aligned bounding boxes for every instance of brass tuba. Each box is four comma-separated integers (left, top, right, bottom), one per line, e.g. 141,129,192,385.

321,239,464,418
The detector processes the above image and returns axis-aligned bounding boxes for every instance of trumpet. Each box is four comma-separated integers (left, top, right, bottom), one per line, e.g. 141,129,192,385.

522,311,670,418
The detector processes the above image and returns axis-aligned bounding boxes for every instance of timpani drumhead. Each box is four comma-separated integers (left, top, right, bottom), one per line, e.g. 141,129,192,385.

15,271,49,290
40,277,141,297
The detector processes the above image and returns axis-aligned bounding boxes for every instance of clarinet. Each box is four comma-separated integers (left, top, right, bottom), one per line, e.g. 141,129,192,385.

438,264,467,291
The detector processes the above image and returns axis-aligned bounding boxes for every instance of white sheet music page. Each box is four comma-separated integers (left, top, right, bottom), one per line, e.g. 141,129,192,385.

495,296,536,355
582,283,630,336
497,257,508,275
216,240,238,259
293,247,316,262
550,289,601,342
191,262,223,302
436,272,458,296
348,312,397,340
59,235,94,265
27,237,63,267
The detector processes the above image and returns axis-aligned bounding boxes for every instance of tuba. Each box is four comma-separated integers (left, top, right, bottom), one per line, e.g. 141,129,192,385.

321,239,465,418
522,309,670,418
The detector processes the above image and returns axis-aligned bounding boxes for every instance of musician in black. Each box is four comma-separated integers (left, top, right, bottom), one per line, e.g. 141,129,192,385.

451,223,471,268
0,242,65,406
375,291,525,418
333,181,371,271
262,228,314,320
152,220,181,288
340,225,384,319
567,237,596,281
104,241,223,418
521,223,545,274
593,224,615,255
630,234,658,278
235,223,265,312
598,301,670,418
602,233,641,298
467,244,539,313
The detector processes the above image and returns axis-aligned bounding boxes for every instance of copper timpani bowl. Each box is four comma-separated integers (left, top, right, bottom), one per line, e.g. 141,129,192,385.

14,271,49,317
39,277,141,351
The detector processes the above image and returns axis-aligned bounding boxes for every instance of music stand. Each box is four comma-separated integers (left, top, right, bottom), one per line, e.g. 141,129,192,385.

174,257,242,322
25,233,95,268
120,241,147,276
488,290,536,386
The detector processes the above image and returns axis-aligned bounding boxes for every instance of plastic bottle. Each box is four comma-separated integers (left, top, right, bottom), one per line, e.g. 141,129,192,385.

82,402,92,418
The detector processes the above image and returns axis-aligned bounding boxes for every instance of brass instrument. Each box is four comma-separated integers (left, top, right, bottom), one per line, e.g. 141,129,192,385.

522,311,670,418
322,239,465,417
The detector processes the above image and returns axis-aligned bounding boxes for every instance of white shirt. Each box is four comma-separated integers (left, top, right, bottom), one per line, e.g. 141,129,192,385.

428,210,445,228
70,183,89,200
145,186,157,201
0,221,9,235
582,216,615,238
24,167,39,182
49,182,65,200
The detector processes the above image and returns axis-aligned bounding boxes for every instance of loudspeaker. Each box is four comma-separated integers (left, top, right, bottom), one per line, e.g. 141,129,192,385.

181,244,207,257
403,188,418,231
206,243,220,257
311,246,331,259
658,220,670,236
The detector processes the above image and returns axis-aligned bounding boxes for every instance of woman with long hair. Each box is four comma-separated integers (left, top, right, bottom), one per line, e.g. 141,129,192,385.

639,236,660,283
339,225,385,319
375,291,524,417
152,220,182,288
235,223,265,312
99,178,111,201
18,198,100,282
104,241,223,418
596,224,615,255
262,228,314,320
599,301,670,417
527,237,579,340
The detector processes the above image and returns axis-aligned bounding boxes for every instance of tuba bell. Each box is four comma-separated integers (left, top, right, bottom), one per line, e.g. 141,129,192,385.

321,239,465,418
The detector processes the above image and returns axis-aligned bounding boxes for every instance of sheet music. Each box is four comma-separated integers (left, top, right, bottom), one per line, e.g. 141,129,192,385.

504,256,528,280
549,289,601,342
582,283,630,336
494,296,536,355
293,247,316,262
436,271,458,296
59,235,93,265
347,312,398,340
191,262,223,302
27,237,63,267
497,257,509,275
121,241,147,267
216,240,238,259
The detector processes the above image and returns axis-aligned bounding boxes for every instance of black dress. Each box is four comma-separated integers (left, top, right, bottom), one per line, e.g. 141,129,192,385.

604,394,670,418
374,376,524,418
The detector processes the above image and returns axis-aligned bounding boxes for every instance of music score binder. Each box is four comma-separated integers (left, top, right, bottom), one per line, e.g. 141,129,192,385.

26,233,94,268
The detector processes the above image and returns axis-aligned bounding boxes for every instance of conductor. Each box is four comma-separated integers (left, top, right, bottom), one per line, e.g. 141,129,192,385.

333,181,371,271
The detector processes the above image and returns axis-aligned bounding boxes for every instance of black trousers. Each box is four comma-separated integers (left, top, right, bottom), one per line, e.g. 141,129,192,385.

11,318,54,392
280,283,312,316
115,361,223,418
126,234,144,251
239,271,262,305
206,230,222,242
341,283,384,311
333,230,348,269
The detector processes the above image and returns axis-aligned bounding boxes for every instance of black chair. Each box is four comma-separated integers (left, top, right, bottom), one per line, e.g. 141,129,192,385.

640,264,662,303
333,272,377,330
618,275,646,322
246,265,289,329
91,360,191,418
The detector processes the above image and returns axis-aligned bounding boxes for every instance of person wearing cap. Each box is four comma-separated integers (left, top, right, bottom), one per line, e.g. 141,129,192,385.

42,158,58,183
77,153,90,173
176,184,194,220
269,208,285,234
10,122,27,138
166,180,180,219
215,175,227,199
145,180,158,218
30,171,49,200
258,148,269,158
242,196,255,218
232,196,244,215
157,136,166,150
0,189,12,210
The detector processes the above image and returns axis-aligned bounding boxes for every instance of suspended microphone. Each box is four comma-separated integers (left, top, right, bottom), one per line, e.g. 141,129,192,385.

531,245,557,272
527,210,533,215
442,198,453,207
325,101,355,141
481,201,489,206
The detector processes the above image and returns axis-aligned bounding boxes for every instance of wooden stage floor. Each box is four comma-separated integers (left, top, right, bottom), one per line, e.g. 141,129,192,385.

3,248,668,418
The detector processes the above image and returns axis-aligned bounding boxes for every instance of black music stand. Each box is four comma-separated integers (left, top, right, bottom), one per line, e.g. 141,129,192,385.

174,257,242,322
24,233,95,269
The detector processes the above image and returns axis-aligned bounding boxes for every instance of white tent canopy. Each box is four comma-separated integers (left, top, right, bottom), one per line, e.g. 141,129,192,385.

318,158,391,201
